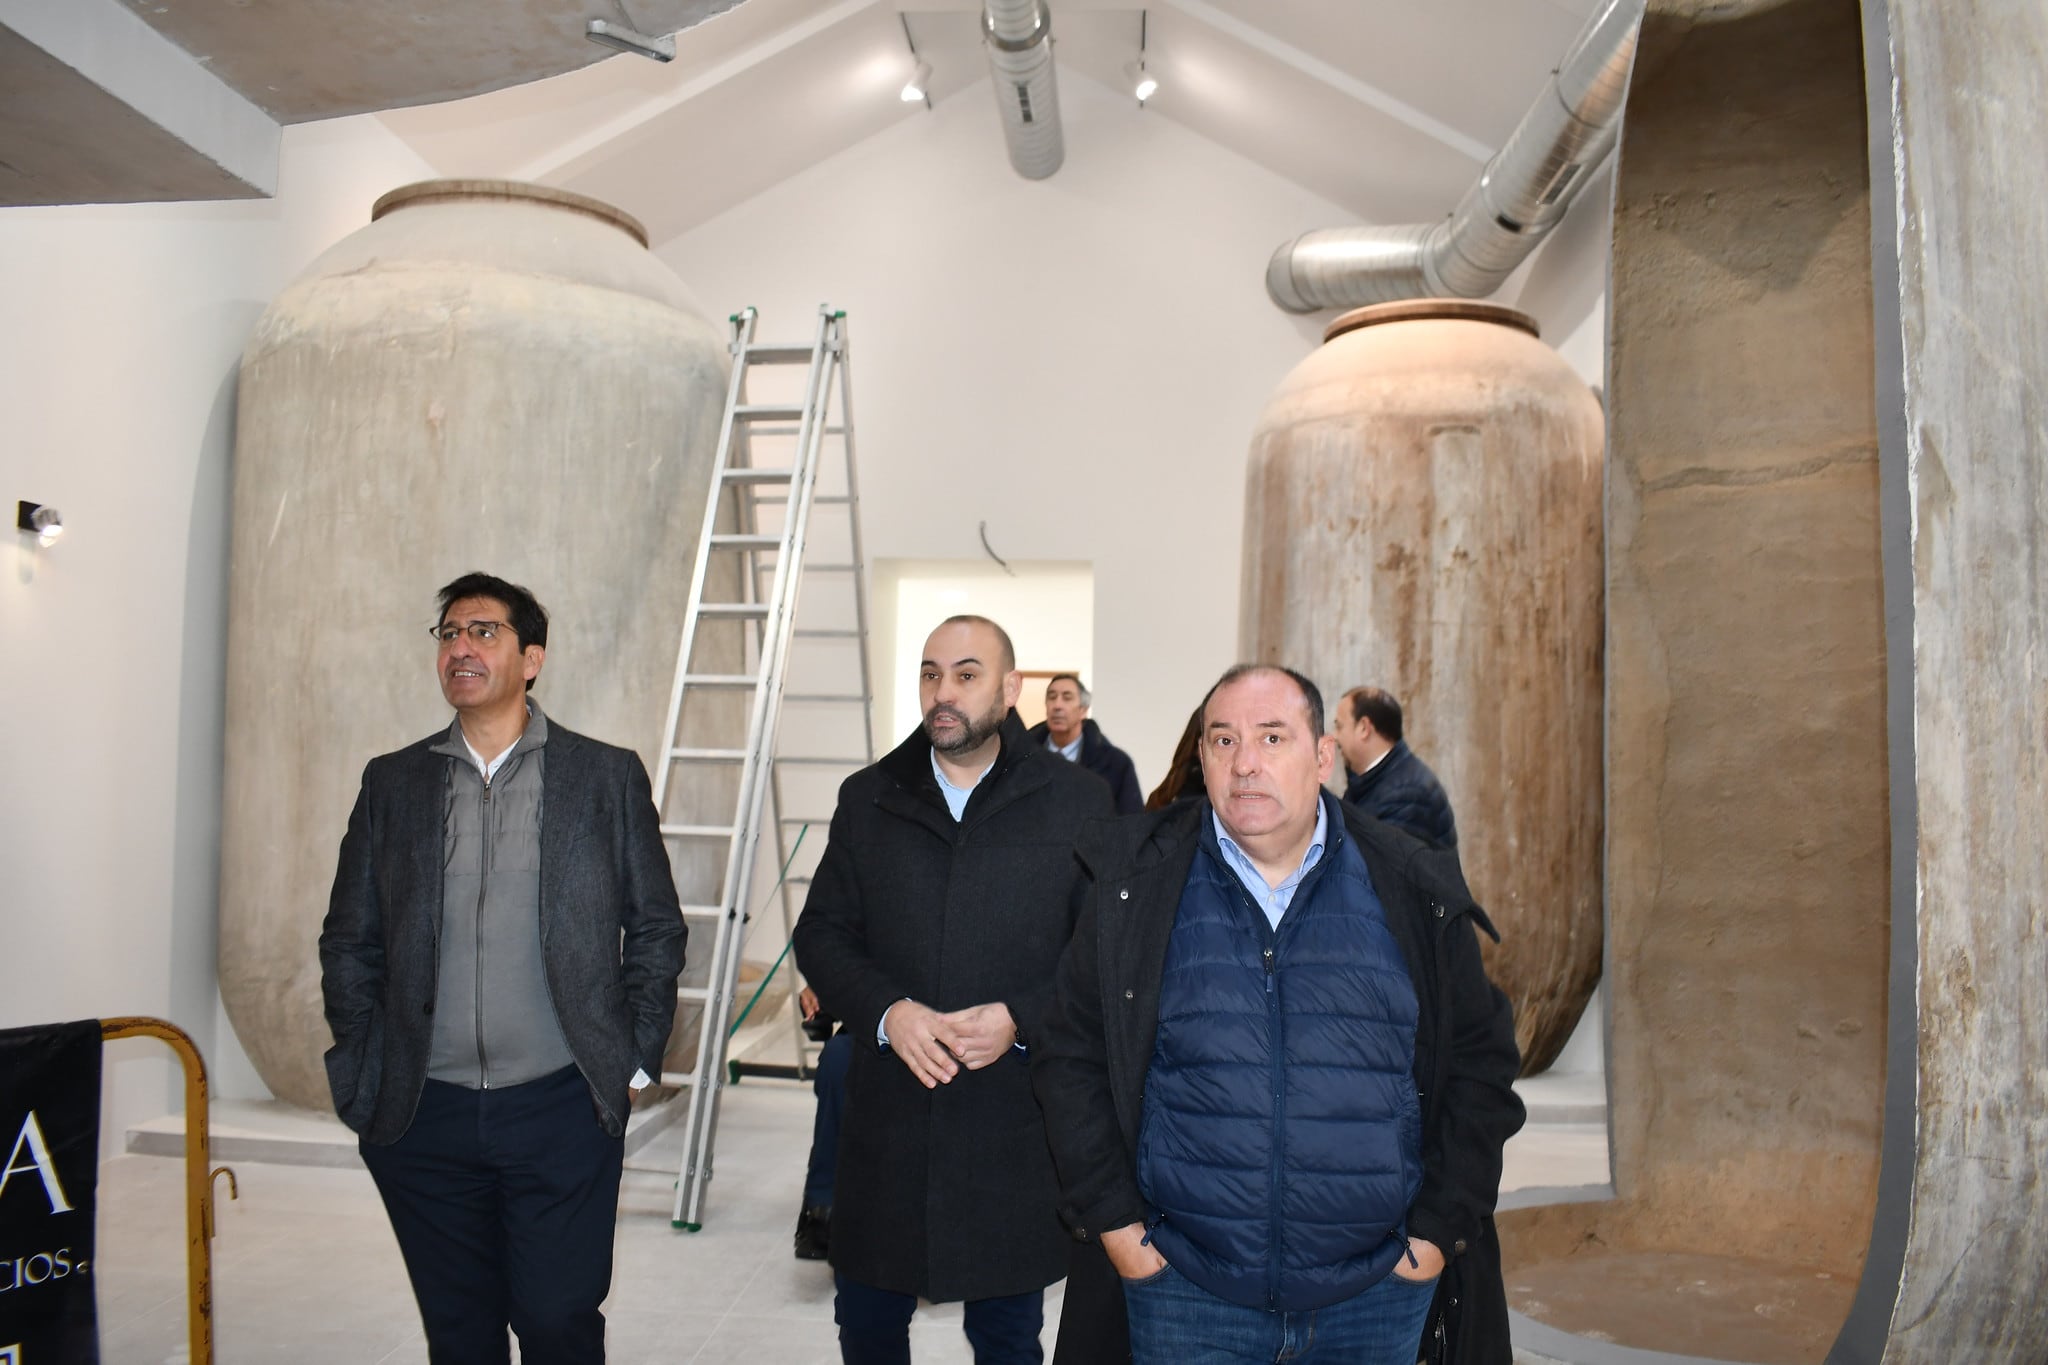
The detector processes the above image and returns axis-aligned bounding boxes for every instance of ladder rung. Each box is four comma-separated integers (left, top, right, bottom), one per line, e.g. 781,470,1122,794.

748,494,852,507
699,603,771,618
670,747,747,762
785,693,869,704
721,468,794,484
677,986,713,1002
709,534,782,549
775,756,868,767
734,403,806,420
658,1071,698,1088
745,425,846,437
794,629,860,639
805,564,857,572
679,904,728,917
681,674,762,688
779,816,834,826
744,344,815,363
661,824,737,839
785,875,813,886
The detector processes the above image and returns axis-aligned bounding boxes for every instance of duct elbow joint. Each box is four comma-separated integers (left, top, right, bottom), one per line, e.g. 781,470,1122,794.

1266,239,1319,314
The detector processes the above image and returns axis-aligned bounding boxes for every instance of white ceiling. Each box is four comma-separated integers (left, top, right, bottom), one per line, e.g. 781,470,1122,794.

378,0,1606,245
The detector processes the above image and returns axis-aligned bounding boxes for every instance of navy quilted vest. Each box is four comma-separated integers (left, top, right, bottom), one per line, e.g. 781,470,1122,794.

1135,803,1422,1312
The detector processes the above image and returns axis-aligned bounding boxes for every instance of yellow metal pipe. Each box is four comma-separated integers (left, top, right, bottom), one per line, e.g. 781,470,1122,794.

101,1016,233,1365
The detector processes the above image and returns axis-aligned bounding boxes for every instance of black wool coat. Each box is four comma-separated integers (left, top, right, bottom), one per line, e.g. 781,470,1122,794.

1032,798,1523,1363
791,712,1116,1302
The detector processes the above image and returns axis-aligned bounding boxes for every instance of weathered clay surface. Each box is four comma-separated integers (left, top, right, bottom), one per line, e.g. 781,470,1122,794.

221,182,732,1110
1239,304,1604,1075
1873,0,2048,1356
1500,0,1889,1356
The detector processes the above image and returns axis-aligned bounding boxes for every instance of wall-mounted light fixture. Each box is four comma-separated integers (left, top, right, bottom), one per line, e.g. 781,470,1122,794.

1127,10,1157,104
17,500,63,547
586,16,675,62
898,13,931,109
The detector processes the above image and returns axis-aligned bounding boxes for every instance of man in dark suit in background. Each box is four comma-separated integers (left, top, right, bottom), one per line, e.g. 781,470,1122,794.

1029,673,1145,814
1331,685,1459,849
320,572,686,1364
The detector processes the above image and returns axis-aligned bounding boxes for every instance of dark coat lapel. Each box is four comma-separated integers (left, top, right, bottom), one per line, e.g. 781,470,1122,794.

389,739,450,955
538,726,585,944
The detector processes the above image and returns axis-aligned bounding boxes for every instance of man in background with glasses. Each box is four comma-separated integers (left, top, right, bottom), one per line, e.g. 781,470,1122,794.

319,571,686,1364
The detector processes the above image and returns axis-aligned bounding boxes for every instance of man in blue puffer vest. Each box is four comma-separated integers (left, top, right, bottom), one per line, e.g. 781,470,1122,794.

1033,664,1524,1364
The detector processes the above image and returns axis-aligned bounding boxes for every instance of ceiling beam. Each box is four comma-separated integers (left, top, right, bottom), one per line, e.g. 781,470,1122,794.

1162,0,1493,165
0,0,279,203
513,0,884,184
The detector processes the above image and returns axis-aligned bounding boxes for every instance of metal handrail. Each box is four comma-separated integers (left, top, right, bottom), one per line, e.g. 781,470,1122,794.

100,1016,236,1365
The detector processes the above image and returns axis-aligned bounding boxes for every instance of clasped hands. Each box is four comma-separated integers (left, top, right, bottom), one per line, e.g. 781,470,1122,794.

882,999,1016,1088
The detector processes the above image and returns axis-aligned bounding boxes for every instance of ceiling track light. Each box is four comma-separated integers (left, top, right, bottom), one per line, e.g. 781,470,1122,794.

1128,9,1157,104
585,17,675,62
898,13,931,109
901,59,933,103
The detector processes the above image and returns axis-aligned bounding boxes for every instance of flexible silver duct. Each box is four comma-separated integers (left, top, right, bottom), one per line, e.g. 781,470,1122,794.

984,0,1064,180
1265,0,1644,312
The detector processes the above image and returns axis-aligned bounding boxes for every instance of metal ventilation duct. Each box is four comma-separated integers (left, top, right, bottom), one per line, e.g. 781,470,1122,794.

984,0,1064,180
1265,0,1644,313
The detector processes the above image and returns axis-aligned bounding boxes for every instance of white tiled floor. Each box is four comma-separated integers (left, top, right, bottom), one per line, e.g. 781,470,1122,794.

94,1073,1608,1364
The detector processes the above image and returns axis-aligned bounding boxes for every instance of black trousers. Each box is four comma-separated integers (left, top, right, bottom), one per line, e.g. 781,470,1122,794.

360,1064,624,1365
835,1271,1045,1364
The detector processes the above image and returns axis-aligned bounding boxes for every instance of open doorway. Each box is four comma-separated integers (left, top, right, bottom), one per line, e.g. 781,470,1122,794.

870,559,1094,745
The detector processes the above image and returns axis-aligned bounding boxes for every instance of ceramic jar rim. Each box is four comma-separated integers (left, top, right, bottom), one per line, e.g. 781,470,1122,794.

1323,299,1541,345
372,179,650,249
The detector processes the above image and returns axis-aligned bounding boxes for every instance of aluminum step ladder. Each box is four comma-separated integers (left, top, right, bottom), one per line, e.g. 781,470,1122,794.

654,304,876,1231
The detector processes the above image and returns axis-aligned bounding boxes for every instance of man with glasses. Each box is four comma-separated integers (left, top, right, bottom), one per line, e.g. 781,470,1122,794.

319,572,686,1364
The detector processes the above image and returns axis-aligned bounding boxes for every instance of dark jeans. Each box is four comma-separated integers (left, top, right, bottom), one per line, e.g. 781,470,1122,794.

1122,1263,1436,1365
805,1030,854,1208
835,1270,1044,1365
359,1065,624,1365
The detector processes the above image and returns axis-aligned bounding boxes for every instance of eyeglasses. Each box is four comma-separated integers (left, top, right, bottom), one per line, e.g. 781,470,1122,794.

429,621,512,645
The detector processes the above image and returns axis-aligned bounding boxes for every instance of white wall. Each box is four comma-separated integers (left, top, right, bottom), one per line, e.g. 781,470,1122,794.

664,68,1362,787
0,116,434,1149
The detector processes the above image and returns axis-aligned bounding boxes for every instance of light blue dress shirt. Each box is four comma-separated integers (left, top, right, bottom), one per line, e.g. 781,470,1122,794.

930,749,989,821
1211,798,1329,932
1048,733,1083,762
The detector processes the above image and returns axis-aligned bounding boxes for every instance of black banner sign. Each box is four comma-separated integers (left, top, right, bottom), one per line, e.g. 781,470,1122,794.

0,1020,102,1365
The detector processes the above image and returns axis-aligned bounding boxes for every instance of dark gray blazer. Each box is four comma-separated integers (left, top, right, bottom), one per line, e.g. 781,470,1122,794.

319,718,686,1144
